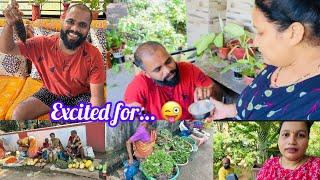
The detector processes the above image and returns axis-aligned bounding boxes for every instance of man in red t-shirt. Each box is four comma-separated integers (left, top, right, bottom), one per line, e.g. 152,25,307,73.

124,41,222,120
0,3,105,120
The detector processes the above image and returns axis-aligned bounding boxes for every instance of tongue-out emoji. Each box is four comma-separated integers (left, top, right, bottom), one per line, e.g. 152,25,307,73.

161,101,182,122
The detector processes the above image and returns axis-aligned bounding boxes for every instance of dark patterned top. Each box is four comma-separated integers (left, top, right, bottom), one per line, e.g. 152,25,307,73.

236,65,320,120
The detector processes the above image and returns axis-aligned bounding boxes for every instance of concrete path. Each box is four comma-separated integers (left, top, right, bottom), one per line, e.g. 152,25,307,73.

178,127,213,180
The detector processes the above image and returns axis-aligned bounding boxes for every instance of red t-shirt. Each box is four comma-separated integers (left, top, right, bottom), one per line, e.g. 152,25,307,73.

17,34,106,97
124,62,213,120
257,156,320,180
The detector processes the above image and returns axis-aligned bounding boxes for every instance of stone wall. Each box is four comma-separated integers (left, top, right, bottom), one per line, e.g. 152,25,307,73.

186,0,227,46
186,0,255,46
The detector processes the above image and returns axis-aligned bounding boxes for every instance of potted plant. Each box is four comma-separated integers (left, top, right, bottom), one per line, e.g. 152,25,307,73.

105,29,125,66
140,150,179,180
241,55,265,85
171,136,193,153
217,22,264,81
169,150,190,166
194,32,229,70
223,22,257,61
81,0,100,20
60,0,71,20
221,53,264,83
29,0,48,21
194,20,253,70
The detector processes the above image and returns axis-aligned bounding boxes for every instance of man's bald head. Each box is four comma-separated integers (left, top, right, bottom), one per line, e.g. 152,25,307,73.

134,41,168,70
67,4,92,23
223,158,230,164
133,41,179,86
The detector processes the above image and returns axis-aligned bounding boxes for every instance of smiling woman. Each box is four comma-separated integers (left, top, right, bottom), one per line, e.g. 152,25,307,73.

256,121,320,179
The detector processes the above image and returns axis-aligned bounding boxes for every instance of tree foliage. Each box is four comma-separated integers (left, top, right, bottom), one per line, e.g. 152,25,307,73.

118,0,187,54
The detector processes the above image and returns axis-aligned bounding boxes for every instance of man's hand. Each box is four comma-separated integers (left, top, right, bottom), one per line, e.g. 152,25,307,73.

3,0,23,27
194,86,212,102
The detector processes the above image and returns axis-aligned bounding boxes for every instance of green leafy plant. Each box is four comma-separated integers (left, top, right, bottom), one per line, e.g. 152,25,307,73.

81,0,100,11
194,21,244,57
222,23,264,77
171,136,193,152
141,150,176,179
118,0,186,54
194,20,264,77
307,123,320,157
156,129,174,151
170,150,190,165
220,54,264,77
105,29,123,51
29,0,48,6
0,121,19,132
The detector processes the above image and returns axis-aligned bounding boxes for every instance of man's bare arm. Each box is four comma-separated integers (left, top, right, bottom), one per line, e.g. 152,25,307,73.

0,2,22,55
90,83,105,107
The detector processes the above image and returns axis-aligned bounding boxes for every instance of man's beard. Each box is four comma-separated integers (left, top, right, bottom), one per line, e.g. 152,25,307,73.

60,29,87,50
154,66,180,87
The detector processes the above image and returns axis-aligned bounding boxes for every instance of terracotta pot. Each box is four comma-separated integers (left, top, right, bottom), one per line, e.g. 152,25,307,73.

92,11,99,20
244,75,255,85
63,2,70,11
60,3,70,20
226,39,240,49
106,51,112,69
232,48,246,60
217,47,230,60
32,5,41,21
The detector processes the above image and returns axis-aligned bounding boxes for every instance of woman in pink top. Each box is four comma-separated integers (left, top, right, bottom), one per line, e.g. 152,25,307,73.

126,121,157,164
257,121,320,180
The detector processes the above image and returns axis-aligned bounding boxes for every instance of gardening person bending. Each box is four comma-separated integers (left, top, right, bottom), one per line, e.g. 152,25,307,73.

0,2,106,120
126,121,157,164
124,41,222,120
16,136,38,158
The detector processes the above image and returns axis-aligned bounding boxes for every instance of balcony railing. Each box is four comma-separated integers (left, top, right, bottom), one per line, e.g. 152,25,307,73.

0,0,106,19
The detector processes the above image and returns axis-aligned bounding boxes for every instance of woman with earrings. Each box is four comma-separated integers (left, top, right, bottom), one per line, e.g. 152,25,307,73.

257,121,320,179
209,0,320,120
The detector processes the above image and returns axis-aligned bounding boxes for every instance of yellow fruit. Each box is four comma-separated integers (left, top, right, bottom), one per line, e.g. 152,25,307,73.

72,164,76,168
88,165,95,172
75,162,80,169
68,164,73,169
31,158,39,165
80,164,85,169
85,160,92,168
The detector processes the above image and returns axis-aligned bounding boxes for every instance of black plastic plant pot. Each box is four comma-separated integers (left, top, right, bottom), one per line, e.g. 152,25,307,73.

112,51,125,64
233,71,243,80
113,56,125,64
